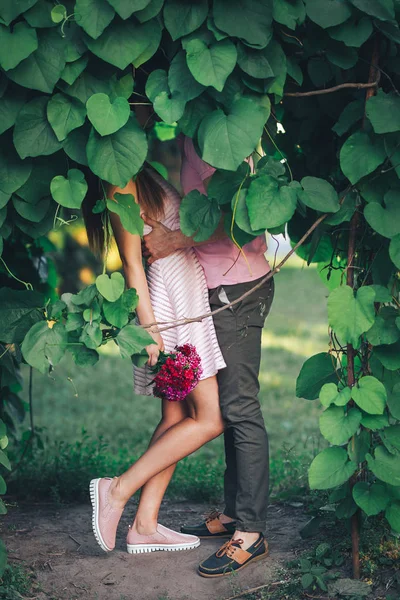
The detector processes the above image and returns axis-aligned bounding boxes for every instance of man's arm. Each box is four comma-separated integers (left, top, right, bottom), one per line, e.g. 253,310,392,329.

142,176,228,264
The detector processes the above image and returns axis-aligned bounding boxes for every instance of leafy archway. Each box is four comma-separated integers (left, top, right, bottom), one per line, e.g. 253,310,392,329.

0,0,400,580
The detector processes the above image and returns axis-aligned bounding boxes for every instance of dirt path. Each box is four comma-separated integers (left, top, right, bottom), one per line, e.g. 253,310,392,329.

2,500,308,600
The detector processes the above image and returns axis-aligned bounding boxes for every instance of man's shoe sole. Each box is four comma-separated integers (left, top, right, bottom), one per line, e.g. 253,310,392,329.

89,478,112,553
197,548,269,578
127,539,200,554
197,533,232,539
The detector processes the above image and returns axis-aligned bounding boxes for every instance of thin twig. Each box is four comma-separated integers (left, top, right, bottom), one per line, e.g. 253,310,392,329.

224,580,284,600
284,80,378,97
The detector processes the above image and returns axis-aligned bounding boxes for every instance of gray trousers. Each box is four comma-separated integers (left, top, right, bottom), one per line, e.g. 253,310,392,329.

209,276,275,533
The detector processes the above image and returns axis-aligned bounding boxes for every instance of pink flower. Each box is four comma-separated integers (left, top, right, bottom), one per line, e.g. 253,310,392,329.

152,344,203,402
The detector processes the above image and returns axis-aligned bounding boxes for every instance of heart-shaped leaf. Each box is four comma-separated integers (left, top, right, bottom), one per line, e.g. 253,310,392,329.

179,190,221,242
107,193,144,236
328,285,376,347
47,93,86,142
74,0,115,39
116,322,153,358
50,169,88,209
389,234,400,269
146,69,186,124
13,96,62,159
367,445,400,486
107,0,150,19
364,191,400,239
86,93,130,136
298,176,340,213
296,352,340,400
246,178,297,230
198,97,267,171
0,0,38,26
366,90,400,134
86,116,148,187
168,51,204,103
213,0,273,48
0,22,38,71
164,0,208,40
340,131,386,184
309,446,356,490
96,272,125,302
353,481,388,515
320,406,362,445
320,383,352,407
185,35,237,92
351,376,387,415
103,288,138,328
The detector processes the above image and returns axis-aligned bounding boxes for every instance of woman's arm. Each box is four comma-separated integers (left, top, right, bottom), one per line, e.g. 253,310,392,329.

108,179,164,366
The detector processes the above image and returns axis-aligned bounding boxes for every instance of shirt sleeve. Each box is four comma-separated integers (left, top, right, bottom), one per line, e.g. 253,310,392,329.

184,136,216,181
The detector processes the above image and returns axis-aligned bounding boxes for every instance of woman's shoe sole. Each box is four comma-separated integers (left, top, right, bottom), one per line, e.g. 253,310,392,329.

197,548,269,578
89,478,112,553
127,539,201,554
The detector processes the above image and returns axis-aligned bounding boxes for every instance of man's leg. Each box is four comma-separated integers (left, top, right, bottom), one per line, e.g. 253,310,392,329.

198,277,274,576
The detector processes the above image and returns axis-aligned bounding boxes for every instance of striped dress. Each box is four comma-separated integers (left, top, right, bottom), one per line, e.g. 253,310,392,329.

133,169,226,396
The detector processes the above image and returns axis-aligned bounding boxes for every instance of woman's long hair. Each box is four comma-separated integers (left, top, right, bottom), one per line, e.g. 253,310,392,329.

81,165,165,256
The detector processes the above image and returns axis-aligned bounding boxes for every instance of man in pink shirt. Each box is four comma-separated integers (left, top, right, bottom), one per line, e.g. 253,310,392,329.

143,136,274,576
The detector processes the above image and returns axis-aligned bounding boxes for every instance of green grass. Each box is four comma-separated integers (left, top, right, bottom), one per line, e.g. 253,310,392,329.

10,264,329,503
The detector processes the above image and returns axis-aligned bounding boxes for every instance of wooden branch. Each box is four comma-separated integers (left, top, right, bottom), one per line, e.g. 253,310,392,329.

284,80,378,98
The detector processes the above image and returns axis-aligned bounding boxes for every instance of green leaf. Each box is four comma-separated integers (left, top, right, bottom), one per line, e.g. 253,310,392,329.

65,312,84,332
180,190,221,242
381,424,400,454
332,100,363,136
96,272,125,302
75,0,115,39
80,321,102,349
348,0,394,21
389,234,400,269
305,0,352,28
0,449,11,471
353,482,388,516
369,285,392,303
366,90,400,134
0,84,26,136
0,0,38,25
63,123,90,166
51,4,67,22
136,0,163,22
179,94,215,138
103,288,138,328
146,70,186,124
320,406,362,445
0,288,44,343
13,195,50,222
13,96,62,159
367,307,400,346
374,340,400,371
21,321,67,373
0,22,38,71
164,0,208,40
168,51,204,103
361,413,389,430
7,29,66,94
186,36,237,92
60,55,89,86
47,93,86,142
298,176,340,213
364,191,400,239
347,429,371,462
116,322,153,358
68,344,99,366
106,0,150,19
208,163,250,206
24,0,58,27
261,41,287,99
86,18,161,70
50,169,88,209
0,144,32,207
86,116,148,187
86,93,130,136
351,376,387,415
386,501,400,532
0,474,7,494
237,43,274,79
198,97,267,171
246,178,297,230
296,352,339,400
329,578,371,598
328,16,373,47
309,446,356,490
213,0,273,49
367,445,400,485
320,383,352,407
273,0,305,30
340,131,386,184
107,192,144,236
301,573,314,589
328,285,375,347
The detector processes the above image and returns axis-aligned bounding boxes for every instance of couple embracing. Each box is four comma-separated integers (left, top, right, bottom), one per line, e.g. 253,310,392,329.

83,134,275,578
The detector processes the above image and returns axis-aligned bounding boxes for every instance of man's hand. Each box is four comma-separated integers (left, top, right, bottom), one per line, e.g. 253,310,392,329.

142,214,179,265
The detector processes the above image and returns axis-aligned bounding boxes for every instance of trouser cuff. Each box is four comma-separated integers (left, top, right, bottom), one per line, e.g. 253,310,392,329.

235,520,266,533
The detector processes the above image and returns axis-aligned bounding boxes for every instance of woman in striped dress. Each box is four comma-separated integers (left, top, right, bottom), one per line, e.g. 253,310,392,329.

83,164,226,555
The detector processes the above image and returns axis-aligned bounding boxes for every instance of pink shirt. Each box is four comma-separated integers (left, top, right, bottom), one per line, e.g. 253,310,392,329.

180,136,270,289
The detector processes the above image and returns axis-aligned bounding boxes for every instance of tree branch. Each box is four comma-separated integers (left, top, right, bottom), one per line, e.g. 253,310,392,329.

284,80,379,98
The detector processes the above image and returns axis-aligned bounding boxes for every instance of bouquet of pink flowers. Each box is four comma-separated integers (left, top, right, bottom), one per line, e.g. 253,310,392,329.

151,344,203,402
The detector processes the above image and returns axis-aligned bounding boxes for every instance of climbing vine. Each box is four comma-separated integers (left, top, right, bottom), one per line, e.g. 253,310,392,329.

0,0,400,579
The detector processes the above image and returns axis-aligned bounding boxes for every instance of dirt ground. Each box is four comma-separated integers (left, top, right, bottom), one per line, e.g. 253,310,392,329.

2,500,308,600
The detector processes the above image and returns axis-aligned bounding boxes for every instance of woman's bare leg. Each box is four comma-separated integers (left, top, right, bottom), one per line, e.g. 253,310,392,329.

110,376,224,507
133,399,189,534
